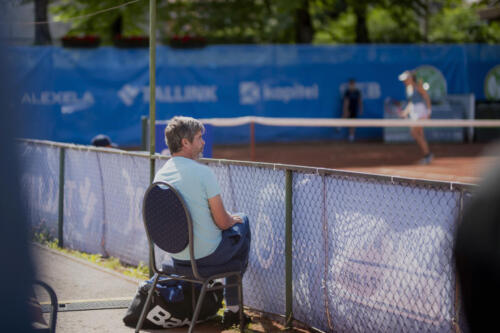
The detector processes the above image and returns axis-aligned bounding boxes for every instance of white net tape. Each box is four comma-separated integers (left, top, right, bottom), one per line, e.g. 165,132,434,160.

194,116,500,128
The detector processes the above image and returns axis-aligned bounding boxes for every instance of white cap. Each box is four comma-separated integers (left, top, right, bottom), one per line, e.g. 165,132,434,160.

398,70,412,81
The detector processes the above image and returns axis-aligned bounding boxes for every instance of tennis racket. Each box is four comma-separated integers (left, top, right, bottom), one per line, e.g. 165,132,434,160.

384,97,405,118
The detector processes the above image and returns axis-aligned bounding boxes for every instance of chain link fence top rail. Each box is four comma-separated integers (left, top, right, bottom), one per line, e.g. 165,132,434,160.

18,139,475,332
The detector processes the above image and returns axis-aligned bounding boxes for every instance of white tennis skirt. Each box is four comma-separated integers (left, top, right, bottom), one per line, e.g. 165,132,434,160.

409,102,430,120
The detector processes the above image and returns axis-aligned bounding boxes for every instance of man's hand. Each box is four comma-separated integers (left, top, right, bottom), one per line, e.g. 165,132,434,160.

231,214,243,224
208,195,242,230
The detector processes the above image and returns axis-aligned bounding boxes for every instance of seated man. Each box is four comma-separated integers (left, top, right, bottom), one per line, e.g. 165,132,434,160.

154,116,251,328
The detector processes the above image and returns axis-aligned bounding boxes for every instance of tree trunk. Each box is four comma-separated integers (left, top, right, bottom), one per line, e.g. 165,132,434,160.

295,0,314,44
354,4,369,43
34,0,52,45
423,0,429,42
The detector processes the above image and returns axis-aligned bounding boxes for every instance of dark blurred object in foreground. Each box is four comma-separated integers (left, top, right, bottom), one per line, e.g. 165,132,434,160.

454,149,500,332
475,102,500,142
0,9,36,332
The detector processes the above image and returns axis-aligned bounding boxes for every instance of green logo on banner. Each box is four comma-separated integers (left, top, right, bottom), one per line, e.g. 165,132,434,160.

485,65,500,101
414,65,447,103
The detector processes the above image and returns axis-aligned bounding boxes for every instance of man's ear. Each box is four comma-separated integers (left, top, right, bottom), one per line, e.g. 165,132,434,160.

181,137,190,148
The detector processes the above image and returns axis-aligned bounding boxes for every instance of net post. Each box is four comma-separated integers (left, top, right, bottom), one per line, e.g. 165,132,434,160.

285,169,293,328
250,121,256,161
57,147,65,248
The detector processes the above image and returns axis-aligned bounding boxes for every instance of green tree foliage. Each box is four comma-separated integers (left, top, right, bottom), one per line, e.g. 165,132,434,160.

429,5,500,43
158,0,267,43
367,6,422,43
47,0,500,44
313,9,356,44
158,0,315,44
51,0,148,43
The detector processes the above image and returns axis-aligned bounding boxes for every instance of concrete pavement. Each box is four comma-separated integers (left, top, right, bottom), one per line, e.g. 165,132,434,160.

31,244,224,332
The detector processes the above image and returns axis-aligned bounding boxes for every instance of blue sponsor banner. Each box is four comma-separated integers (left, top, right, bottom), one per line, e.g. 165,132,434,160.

9,44,500,145
464,44,500,101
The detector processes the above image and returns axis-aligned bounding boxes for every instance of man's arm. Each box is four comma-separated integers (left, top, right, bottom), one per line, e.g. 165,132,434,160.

208,194,242,230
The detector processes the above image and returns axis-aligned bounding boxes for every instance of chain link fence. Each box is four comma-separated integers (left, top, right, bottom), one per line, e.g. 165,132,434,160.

207,161,287,316
19,139,474,332
64,148,105,254
323,175,460,333
18,141,60,239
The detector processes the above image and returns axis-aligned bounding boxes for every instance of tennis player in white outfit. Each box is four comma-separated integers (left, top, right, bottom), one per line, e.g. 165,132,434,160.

399,70,434,164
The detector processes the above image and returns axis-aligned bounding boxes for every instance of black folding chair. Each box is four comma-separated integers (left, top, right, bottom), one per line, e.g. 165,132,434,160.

136,181,244,333
31,280,58,333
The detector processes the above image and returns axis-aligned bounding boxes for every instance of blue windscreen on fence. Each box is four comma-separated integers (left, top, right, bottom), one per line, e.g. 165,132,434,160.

9,45,500,145
20,140,472,332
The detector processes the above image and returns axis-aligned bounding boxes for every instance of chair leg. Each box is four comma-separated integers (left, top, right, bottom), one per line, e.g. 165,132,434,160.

188,281,209,333
238,275,244,332
191,283,196,314
135,274,160,333
33,280,58,333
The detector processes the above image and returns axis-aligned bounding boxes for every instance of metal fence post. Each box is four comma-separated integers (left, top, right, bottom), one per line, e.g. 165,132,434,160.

148,0,157,278
285,169,293,328
58,147,65,248
141,116,148,151
250,121,256,161
453,189,465,333
149,0,156,186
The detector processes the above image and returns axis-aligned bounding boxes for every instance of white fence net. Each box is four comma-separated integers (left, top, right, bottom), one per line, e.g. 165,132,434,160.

19,143,60,238
19,139,472,332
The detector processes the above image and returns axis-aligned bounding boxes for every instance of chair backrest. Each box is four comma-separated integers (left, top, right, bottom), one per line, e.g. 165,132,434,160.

142,182,191,254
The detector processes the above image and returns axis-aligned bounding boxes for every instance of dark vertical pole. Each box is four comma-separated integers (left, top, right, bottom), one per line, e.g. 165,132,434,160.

34,0,52,45
58,147,65,247
453,190,465,333
250,122,256,161
285,169,293,328
149,0,157,184
141,115,148,151
148,0,157,278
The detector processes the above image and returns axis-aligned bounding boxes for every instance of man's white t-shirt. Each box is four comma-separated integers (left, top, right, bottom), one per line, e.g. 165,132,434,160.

153,156,222,260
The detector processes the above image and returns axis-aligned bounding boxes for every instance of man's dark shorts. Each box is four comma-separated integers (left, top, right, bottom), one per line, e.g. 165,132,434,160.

347,109,358,118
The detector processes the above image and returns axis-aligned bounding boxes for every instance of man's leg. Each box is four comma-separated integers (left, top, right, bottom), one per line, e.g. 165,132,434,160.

348,110,358,142
225,214,251,307
171,214,251,326
349,127,356,142
187,214,251,307
220,214,251,327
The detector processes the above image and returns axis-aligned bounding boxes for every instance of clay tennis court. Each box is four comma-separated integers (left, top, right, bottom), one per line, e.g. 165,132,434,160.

213,141,500,184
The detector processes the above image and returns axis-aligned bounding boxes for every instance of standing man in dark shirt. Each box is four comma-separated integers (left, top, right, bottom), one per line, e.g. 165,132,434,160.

342,78,363,142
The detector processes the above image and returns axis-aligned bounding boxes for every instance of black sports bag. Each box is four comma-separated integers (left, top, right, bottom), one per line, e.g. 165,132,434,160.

123,277,223,329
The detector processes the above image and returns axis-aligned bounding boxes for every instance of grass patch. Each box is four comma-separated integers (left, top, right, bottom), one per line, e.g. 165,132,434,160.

32,227,149,280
